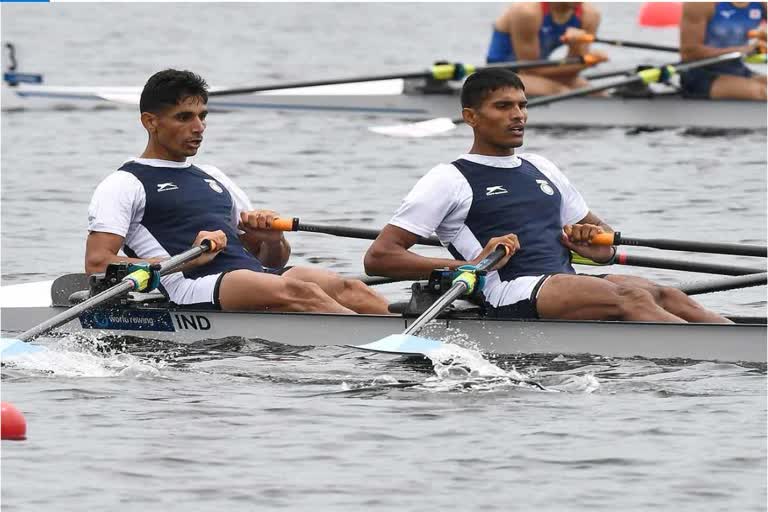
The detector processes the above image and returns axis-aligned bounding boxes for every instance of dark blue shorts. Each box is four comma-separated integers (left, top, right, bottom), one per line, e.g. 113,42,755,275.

680,64,754,99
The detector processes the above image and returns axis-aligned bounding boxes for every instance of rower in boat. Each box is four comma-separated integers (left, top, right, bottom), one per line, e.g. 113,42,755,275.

364,68,733,324
679,2,767,100
485,2,607,95
85,69,389,315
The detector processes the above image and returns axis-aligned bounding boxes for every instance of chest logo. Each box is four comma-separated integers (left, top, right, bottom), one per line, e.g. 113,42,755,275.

157,182,178,192
719,9,735,18
486,185,508,196
536,179,555,196
205,179,223,193
749,8,761,19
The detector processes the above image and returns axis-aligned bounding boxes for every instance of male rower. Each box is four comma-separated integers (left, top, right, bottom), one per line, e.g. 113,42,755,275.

86,69,389,315
485,2,606,95
364,68,731,324
679,2,767,100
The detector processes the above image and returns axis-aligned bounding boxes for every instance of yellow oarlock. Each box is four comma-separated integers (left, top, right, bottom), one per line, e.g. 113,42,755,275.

430,63,476,81
637,65,676,85
453,268,479,296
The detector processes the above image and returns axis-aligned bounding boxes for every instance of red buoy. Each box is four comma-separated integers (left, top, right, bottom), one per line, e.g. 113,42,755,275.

638,2,682,27
1,402,27,440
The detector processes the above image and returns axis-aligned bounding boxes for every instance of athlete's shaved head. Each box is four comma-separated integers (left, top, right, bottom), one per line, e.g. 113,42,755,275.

140,69,209,114
461,68,525,109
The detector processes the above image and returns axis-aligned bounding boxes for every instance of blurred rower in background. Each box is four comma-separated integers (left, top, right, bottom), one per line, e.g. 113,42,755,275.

485,2,607,95
680,2,767,100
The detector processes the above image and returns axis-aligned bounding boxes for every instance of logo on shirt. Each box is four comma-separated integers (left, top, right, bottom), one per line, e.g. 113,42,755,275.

157,182,179,192
486,185,508,196
749,8,761,19
205,179,223,194
537,179,555,195
720,9,735,18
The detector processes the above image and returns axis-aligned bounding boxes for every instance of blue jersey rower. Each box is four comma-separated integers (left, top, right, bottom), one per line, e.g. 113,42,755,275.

680,2,767,100
485,2,605,96
364,68,731,324
86,69,389,315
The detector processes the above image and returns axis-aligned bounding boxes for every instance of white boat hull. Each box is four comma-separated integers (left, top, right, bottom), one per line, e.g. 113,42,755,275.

2,303,765,364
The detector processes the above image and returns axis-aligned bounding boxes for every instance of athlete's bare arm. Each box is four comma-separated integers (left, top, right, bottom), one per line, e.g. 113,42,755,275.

364,224,518,279
680,3,757,60
85,230,226,275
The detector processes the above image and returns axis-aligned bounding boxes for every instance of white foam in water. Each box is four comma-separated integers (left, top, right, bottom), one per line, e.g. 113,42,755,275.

1,336,167,378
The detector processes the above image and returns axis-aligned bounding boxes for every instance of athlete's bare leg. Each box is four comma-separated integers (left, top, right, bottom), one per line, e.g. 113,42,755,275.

710,74,766,100
536,273,685,322
218,269,354,314
282,266,390,314
516,72,572,95
603,275,732,323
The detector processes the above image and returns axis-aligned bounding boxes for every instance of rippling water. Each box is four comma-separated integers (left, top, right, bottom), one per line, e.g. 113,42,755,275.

1,3,766,511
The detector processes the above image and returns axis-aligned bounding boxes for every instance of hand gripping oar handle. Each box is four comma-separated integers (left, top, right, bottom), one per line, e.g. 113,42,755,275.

591,232,767,258
16,241,215,342
404,245,508,336
271,217,442,247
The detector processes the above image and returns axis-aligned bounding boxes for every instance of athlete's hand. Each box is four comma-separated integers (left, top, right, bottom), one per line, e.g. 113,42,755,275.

190,230,227,267
470,234,519,271
239,210,285,242
563,27,591,56
561,224,614,263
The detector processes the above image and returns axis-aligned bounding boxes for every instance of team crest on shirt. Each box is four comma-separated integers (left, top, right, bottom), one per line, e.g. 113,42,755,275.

749,8,761,19
205,179,223,193
536,179,555,195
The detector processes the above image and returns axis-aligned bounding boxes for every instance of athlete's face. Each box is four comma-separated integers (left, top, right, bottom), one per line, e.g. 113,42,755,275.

144,96,207,161
463,86,527,155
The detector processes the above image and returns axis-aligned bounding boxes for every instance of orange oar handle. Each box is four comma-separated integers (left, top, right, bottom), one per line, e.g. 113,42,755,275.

560,33,595,44
749,29,766,41
271,217,299,231
582,53,608,66
591,232,618,246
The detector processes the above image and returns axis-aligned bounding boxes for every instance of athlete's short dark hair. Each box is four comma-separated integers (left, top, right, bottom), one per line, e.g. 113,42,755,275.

461,68,525,109
139,69,209,114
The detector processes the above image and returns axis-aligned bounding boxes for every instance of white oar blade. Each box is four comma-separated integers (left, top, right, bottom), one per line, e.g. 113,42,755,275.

352,334,444,355
0,338,46,358
368,117,457,138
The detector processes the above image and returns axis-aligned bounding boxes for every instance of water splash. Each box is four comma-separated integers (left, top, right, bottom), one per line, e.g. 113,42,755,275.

1,335,167,378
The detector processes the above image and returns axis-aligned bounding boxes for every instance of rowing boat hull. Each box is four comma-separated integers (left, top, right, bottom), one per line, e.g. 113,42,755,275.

2,304,765,363
5,80,766,130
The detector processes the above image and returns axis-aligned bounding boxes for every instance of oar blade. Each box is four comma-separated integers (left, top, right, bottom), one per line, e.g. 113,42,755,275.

351,334,445,355
0,338,46,358
368,117,458,138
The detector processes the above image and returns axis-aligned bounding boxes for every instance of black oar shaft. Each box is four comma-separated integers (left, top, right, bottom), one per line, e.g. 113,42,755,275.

595,37,678,53
679,272,767,295
276,218,442,247
18,243,211,342
616,254,765,275
614,234,766,258
209,58,588,97
404,245,507,335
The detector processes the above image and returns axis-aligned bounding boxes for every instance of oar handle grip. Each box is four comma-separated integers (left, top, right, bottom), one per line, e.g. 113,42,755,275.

749,29,766,41
561,33,595,44
582,53,608,66
271,217,299,231
476,245,510,272
591,231,620,246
